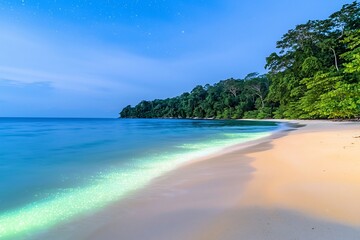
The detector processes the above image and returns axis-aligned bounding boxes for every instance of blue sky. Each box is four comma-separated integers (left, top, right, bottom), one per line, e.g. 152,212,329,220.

0,0,351,117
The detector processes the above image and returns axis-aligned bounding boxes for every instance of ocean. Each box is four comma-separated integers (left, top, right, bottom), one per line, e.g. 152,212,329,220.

0,118,280,239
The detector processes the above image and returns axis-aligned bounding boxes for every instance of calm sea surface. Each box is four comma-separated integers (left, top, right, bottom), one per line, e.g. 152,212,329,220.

0,118,281,239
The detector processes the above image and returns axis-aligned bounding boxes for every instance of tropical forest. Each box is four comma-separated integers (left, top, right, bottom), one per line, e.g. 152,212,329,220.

120,2,360,119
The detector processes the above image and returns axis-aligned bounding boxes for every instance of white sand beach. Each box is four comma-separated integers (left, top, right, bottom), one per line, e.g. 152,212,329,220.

36,120,360,240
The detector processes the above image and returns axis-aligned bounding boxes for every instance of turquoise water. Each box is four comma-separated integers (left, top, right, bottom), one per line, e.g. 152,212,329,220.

0,118,280,239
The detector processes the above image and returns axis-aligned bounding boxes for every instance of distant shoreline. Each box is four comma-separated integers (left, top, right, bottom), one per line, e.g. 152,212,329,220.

119,116,360,121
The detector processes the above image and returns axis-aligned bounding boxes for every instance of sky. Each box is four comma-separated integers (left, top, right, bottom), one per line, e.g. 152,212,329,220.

0,0,352,117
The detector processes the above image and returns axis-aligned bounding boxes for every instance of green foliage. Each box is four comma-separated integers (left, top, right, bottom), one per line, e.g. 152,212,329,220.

121,2,360,120
265,1,360,119
318,82,360,118
243,107,272,119
299,72,343,118
342,29,360,74
120,75,271,119
243,110,259,119
301,57,323,76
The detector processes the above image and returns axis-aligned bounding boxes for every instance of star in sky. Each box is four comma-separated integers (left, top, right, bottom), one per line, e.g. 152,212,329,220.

0,0,351,117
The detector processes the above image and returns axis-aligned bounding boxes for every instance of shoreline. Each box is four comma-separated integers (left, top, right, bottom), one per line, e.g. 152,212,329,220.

34,120,360,240
241,121,360,226
2,119,281,240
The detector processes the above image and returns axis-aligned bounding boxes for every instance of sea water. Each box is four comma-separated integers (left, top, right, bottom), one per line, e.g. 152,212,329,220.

0,118,280,239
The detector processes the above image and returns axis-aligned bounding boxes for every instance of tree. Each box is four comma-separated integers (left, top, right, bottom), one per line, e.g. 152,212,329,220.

265,1,360,119
342,29,360,74
245,74,269,109
120,2,359,120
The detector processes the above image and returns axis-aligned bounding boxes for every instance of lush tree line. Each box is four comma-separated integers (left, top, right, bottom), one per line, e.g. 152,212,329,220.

120,2,360,119
121,74,270,119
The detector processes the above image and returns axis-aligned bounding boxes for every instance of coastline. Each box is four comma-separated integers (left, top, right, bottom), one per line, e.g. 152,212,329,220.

34,120,360,240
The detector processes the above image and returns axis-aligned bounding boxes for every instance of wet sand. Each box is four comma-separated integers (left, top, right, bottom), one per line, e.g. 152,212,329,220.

35,120,360,240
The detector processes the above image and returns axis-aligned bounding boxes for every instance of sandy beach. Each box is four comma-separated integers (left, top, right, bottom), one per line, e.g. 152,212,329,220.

37,120,360,240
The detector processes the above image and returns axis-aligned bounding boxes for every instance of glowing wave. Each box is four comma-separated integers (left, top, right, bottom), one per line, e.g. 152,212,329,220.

0,132,270,239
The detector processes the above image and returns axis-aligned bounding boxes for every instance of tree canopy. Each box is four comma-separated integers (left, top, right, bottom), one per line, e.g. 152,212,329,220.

120,74,271,119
